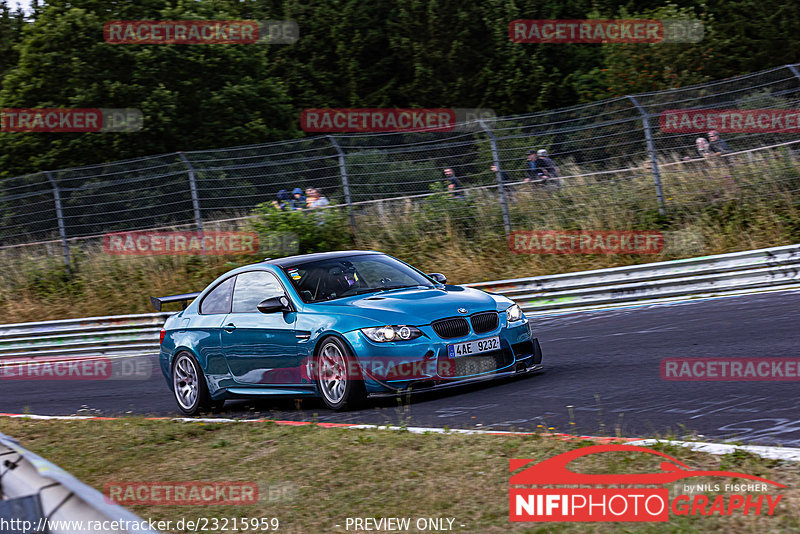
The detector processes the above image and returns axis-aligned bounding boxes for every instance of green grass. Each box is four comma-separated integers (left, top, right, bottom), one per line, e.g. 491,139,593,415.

0,418,798,533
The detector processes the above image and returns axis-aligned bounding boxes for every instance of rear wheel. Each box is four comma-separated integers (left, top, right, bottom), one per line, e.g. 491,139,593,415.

315,337,366,411
172,352,222,415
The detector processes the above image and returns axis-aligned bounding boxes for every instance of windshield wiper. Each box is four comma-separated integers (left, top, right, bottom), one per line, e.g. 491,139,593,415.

350,284,430,296
379,284,430,291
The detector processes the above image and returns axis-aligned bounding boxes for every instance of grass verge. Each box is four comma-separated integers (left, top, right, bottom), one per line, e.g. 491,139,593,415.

1,418,798,533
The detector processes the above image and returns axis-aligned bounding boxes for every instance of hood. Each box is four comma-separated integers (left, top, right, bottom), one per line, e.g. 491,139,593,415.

308,285,508,326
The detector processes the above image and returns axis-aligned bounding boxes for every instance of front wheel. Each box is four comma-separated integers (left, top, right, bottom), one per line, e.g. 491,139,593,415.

172,352,221,415
315,337,366,411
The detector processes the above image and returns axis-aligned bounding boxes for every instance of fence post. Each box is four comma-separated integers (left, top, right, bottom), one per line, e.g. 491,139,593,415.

178,152,204,231
45,171,70,269
479,120,511,236
627,96,666,216
328,136,357,234
788,64,800,82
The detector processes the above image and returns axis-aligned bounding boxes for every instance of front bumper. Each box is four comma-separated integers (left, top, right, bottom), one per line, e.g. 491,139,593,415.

342,319,542,395
367,360,543,398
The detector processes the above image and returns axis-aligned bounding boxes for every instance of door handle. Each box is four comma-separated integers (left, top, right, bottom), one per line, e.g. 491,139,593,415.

223,323,237,332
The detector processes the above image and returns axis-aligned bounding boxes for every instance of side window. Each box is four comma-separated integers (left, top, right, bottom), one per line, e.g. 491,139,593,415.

199,276,235,315
232,271,285,313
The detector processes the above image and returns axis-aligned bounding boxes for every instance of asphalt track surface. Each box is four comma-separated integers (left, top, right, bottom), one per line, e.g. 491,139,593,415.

2,290,799,446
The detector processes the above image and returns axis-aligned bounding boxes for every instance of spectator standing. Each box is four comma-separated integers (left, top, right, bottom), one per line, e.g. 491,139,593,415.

533,149,561,188
707,130,735,173
289,187,306,210
272,189,290,210
443,167,463,198
707,130,731,156
525,151,538,182
305,188,330,209
490,164,510,184
492,163,518,202
682,137,712,176
696,137,711,158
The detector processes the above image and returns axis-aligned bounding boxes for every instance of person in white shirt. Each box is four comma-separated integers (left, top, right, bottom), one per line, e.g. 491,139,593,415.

305,188,330,208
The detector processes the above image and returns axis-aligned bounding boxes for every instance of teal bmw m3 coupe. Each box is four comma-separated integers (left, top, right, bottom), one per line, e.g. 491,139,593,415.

152,250,543,415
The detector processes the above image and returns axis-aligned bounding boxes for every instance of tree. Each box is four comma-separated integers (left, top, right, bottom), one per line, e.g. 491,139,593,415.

0,1,26,79
0,0,298,177
571,4,720,102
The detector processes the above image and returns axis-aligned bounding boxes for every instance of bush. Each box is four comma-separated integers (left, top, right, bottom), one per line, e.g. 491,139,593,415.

250,204,353,256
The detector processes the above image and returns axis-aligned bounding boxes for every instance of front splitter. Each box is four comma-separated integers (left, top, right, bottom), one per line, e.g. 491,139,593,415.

367,363,544,398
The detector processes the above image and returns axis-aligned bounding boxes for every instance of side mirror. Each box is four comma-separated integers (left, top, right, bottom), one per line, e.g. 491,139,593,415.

257,296,292,314
428,273,447,284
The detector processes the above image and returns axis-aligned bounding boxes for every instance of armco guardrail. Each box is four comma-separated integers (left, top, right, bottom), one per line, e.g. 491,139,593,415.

0,430,159,534
0,312,170,361
468,243,800,312
0,244,798,363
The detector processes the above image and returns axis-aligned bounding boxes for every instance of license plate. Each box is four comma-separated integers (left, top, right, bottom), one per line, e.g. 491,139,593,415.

448,336,500,358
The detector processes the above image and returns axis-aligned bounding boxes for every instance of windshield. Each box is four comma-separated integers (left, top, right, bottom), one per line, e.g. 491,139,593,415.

281,254,435,303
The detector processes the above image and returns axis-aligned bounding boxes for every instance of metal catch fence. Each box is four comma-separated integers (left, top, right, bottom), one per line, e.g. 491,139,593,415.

1,64,800,266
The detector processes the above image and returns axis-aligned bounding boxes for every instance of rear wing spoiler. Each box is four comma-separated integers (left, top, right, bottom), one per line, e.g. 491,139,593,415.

150,292,201,312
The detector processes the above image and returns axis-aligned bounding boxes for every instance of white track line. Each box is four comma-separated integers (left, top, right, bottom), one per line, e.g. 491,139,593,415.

4,413,799,462
627,439,800,462
527,285,800,316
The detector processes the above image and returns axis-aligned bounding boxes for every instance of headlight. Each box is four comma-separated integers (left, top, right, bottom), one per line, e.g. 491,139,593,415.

506,304,523,323
361,325,423,342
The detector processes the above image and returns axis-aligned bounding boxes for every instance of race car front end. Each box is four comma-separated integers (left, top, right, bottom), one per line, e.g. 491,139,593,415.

342,304,543,396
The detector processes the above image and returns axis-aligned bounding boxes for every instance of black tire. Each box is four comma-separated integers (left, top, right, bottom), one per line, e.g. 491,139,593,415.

171,352,219,415
314,337,366,411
